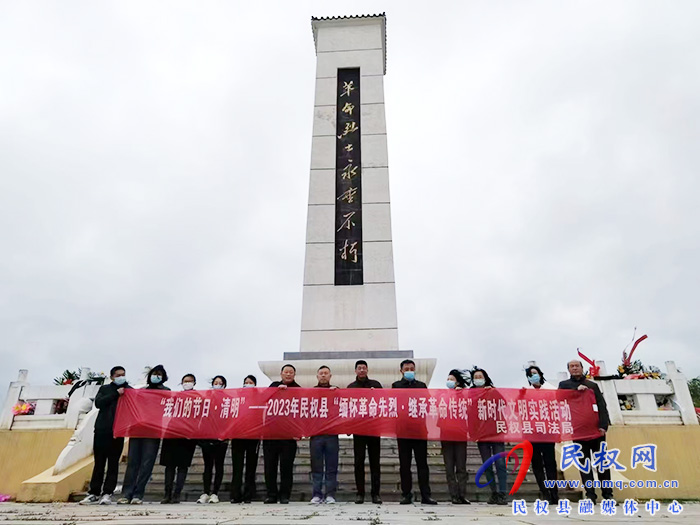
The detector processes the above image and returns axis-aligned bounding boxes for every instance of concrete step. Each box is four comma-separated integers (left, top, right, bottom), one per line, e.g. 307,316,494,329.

71,439,579,503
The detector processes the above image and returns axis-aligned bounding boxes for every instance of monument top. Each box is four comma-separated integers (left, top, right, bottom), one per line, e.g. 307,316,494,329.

311,13,387,75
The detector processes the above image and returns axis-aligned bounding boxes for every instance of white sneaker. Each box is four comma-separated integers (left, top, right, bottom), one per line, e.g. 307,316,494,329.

325,496,336,504
197,494,210,504
99,494,113,505
310,496,323,504
130,498,143,505
209,494,220,504
79,494,99,505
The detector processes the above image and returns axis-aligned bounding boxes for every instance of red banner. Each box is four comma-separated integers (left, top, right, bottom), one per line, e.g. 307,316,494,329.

113,387,601,442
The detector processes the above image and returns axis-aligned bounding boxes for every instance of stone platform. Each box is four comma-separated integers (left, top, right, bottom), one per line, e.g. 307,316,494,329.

258,356,436,388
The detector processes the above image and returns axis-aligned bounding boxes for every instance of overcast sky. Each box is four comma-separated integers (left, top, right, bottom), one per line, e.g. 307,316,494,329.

1,0,699,402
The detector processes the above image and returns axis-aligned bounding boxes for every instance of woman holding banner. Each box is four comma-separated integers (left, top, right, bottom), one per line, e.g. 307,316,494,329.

470,367,508,505
524,365,559,504
230,374,260,503
118,365,170,504
197,375,230,504
159,373,198,504
441,370,471,505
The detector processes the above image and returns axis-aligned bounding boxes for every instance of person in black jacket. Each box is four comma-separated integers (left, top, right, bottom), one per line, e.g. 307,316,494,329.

79,366,131,505
347,359,383,504
441,369,470,505
392,359,437,505
118,365,170,504
263,364,301,504
558,359,612,503
159,374,198,504
230,374,260,504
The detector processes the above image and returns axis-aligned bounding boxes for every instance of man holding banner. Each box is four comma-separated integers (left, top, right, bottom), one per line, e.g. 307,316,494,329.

392,359,437,505
263,364,301,504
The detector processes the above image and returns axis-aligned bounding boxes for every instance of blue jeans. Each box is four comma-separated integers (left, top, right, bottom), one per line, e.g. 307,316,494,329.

310,435,339,498
122,438,161,500
477,442,507,494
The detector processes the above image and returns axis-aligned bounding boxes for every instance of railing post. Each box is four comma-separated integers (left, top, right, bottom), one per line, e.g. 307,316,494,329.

595,360,624,425
666,361,699,425
0,369,29,430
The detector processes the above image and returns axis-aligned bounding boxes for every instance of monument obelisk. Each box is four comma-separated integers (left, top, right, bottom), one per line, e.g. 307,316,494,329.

259,13,436,387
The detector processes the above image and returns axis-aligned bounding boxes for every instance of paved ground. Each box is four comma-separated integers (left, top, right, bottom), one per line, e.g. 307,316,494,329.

0,502,696,525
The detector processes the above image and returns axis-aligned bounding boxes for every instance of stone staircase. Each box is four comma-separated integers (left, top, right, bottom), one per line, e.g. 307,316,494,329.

74,438,579,503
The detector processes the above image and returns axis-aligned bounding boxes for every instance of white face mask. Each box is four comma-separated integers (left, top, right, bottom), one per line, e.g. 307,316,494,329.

473,378,486,387
243,383,255,388
212,384,224,390
182,382,195,391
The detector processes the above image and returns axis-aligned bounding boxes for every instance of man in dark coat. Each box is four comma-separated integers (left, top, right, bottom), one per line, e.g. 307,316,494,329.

558,359,612,503
347,359,383,504
392,359,437,505
79,366,131,505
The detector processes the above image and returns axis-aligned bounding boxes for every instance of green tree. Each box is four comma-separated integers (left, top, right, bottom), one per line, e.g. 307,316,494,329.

688,377,700,407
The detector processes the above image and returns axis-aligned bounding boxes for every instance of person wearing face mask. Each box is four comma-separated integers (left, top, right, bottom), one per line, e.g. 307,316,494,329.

441,370,471,505
159,374,198,504
264,364,301,504
118,365,170,504
346,360,383,505
392,359,437,505
230,375,260,504
471,367,508,505
524,366,559,504
309,366,339,504
80,366,132,505
197,375,229,504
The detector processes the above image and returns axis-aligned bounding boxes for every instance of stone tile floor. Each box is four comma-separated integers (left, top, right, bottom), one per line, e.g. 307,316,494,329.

0,501,696,524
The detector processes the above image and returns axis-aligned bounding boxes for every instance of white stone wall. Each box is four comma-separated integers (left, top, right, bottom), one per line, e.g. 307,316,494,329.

301,17,398,352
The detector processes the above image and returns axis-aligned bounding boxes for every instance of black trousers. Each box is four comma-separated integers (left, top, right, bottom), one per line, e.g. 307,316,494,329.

575,435,613,500
201,441,229,496
531,442,558,498
397,438,431,499
89,432,124,496
263,439,297,500
164,466,189,498
441,440,468,499
231,439,259,501
352,435,381,496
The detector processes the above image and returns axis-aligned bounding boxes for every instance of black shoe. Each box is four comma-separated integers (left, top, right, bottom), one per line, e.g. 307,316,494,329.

371,495,382,505
279,497,289,504
355,494,365,504
172,494,181,504
160,497,171,504
243,498,252,504
487,492,498,505
264,496,277,504
496,492,508,505
451,497,461,504
231,498,242,504
400,494,413,505
421,498,438,505
459,497,471,505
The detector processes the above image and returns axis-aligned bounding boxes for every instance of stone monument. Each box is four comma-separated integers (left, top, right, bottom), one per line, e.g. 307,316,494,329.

259,14,436,387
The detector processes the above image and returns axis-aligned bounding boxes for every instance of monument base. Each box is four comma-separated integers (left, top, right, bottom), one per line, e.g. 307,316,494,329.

258,353,437,388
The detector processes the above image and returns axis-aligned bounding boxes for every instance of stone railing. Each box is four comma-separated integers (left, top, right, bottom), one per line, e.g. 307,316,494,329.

0,369,100,431
556,360,698,426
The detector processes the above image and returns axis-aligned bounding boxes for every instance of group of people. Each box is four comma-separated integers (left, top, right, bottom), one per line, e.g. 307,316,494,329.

80,358,611,506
